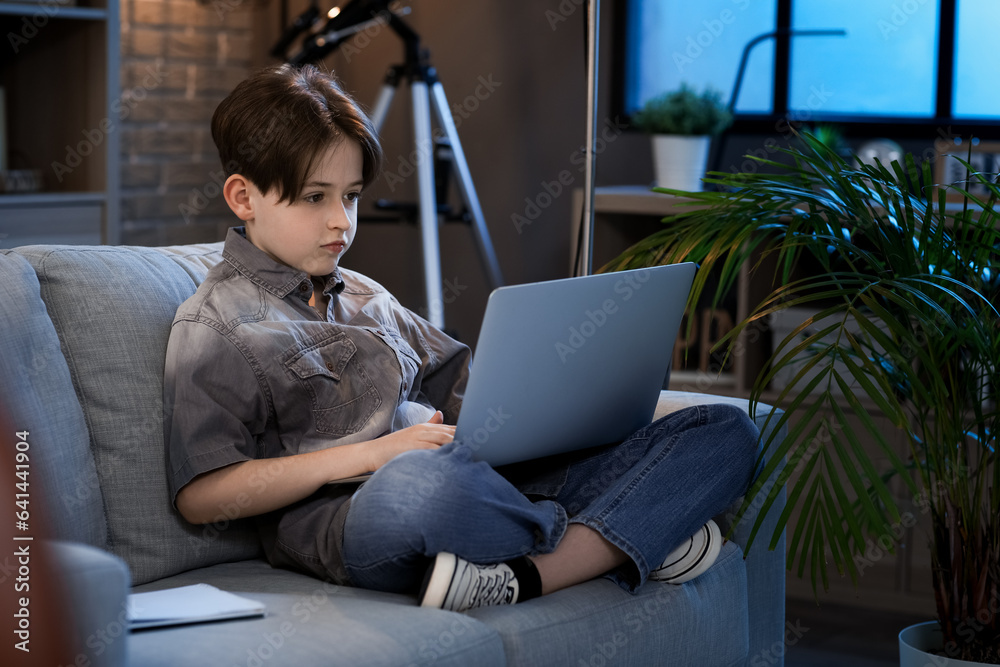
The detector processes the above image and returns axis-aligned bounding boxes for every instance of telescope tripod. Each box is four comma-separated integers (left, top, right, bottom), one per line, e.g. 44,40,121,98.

367,16,503,328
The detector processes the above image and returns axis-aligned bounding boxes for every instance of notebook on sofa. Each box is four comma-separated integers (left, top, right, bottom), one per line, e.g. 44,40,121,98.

127,584,265,629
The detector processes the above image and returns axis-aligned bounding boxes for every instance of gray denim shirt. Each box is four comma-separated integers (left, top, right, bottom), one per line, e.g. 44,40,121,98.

163,227,471,507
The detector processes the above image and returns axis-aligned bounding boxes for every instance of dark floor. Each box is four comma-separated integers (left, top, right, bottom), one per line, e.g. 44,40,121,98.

783,598,931,667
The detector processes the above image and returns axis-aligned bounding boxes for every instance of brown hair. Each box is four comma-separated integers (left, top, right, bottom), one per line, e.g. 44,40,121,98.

211,64,383,203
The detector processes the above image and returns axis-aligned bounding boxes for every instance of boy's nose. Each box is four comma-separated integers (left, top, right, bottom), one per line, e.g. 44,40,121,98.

328,204,352,229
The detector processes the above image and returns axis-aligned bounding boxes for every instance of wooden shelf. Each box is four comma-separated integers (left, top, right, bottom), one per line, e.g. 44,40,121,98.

0,0,120,244
0,192,106,247
582,185,700,216
0,191,105,206
0,4,109,20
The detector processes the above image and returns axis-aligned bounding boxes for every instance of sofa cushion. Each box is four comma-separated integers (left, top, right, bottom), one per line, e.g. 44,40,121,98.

0,251,106,547
134,545,748,667
469,540,749,667
131,560,506,667
13,243,259,585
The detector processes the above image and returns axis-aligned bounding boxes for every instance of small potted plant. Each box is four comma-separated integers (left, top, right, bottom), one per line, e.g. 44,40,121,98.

631,84,732,191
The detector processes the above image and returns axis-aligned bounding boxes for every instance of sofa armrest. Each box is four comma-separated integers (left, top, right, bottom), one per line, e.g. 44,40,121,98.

50,541,131,667
654,390,787,667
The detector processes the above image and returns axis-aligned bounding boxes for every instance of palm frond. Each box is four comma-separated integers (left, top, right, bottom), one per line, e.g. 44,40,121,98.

602,130,1000,623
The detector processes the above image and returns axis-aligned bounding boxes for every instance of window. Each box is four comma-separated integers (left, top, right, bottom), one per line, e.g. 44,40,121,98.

953,0,1000,118
789,2,938,118
623,3,776,115
615,0,1000,130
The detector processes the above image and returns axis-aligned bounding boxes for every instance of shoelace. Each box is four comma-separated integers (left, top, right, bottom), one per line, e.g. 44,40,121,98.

467,566,516,609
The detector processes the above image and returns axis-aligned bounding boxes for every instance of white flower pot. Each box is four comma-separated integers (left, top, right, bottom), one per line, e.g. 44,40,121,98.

651,134,711,191
899,621,992,666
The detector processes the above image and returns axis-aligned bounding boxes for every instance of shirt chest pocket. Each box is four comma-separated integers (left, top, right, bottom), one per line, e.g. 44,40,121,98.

282,334,382,437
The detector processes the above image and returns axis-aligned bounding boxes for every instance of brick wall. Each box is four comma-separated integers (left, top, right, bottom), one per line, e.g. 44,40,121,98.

119,0,259,246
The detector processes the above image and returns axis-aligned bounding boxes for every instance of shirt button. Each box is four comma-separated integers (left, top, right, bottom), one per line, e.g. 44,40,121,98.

325,362,334,371
298,282,309,292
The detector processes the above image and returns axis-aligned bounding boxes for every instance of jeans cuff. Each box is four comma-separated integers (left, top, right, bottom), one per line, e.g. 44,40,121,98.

567,515,646,593
528,500,569,557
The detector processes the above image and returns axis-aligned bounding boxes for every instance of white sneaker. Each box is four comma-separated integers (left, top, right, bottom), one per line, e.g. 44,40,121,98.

419,552,520,612
649,520,723,584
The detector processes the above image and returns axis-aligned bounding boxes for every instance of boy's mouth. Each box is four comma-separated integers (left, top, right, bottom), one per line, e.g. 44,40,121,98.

322,241,346,253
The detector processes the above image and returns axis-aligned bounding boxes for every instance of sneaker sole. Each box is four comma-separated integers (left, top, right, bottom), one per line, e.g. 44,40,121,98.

419,552,458,609
652,520,723,584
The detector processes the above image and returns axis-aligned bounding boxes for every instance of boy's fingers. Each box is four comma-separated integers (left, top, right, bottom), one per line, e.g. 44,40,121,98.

427,410,444,424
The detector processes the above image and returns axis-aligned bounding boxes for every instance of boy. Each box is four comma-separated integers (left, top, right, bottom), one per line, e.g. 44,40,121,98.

164,64,760,612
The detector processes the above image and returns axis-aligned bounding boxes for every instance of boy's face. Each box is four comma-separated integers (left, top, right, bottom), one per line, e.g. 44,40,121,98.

242,139,364,278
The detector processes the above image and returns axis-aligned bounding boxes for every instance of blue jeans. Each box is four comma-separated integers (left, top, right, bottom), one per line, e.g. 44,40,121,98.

342,404,759,594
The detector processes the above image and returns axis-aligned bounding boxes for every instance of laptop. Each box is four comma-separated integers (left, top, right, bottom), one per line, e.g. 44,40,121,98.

331,262,696,482
454,262,696,467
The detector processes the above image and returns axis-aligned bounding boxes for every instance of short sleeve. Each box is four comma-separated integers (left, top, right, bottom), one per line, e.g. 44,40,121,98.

163,318,269,506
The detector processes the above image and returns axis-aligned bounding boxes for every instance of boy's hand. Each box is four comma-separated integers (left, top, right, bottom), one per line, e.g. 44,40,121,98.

368,411,455,471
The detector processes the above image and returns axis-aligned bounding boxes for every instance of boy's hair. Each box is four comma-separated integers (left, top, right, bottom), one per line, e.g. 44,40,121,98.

212,64,383,203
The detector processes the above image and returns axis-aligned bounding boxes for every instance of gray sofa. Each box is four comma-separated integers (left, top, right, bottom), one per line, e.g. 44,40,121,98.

0,241,787,666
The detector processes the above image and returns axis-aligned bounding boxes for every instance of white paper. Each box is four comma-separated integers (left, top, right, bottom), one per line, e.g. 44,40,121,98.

127,583,265,629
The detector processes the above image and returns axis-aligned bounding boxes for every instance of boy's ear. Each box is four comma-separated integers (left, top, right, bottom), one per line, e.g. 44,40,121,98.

223,174,255,221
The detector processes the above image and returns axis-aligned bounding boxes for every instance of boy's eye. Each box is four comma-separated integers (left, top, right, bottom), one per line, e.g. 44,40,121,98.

345,191,361,203
304,193,324,204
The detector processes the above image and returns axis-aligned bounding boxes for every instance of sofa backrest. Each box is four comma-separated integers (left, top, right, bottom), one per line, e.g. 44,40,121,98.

0,251,107,548
7,243,261,585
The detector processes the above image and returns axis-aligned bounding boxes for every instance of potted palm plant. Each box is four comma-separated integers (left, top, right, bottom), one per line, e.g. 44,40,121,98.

603,132,999,664
631,84,732,191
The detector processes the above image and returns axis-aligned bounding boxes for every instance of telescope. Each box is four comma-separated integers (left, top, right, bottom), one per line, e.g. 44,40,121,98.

274,0,403,65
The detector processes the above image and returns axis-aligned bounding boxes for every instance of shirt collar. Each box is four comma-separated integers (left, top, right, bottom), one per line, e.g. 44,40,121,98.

221,226,345,299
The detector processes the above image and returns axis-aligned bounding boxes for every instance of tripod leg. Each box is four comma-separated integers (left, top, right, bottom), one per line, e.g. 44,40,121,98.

428,81,504,289
370,84,396,133
411,80,446,329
